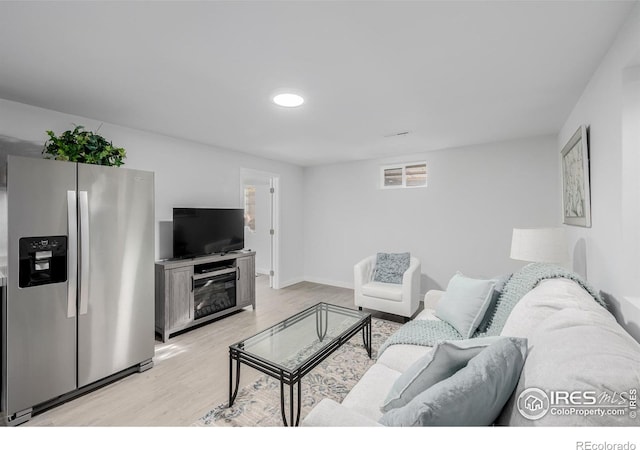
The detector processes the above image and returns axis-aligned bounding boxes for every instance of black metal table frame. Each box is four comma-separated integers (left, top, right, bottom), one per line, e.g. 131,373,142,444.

228,302,372,426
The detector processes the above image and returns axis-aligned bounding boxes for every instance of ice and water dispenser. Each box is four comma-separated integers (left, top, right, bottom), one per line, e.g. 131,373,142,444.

18,236,68,288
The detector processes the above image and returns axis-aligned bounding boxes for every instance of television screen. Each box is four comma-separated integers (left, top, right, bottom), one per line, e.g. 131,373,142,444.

173,208,244,259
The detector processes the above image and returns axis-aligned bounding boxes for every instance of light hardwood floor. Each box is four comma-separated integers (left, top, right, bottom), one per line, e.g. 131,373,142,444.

24,276,358,427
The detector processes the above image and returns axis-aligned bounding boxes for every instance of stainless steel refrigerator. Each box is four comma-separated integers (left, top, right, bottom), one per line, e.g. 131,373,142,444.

1,155,155,425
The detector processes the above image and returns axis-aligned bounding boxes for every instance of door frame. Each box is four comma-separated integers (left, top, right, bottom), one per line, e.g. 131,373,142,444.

240,168,280,289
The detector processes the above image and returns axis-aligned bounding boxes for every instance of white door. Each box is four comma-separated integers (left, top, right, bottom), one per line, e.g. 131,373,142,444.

241,169,278,288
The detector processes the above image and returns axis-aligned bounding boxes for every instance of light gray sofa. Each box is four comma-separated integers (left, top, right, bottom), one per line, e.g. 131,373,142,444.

302,277,640,426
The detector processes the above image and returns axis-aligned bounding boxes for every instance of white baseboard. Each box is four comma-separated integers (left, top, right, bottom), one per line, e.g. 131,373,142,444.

277,276,354,290
277,276,305,289
303,276,353,290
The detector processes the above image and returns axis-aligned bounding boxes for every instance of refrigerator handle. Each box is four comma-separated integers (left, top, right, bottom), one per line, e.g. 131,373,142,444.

67,191,78,318
79,190,90,315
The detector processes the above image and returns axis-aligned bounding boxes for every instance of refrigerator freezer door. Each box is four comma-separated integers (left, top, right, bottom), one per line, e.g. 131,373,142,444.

4,156,77,416
77,163,155,387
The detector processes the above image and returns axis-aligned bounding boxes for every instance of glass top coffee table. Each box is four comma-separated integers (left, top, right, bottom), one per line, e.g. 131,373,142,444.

228,302,372,426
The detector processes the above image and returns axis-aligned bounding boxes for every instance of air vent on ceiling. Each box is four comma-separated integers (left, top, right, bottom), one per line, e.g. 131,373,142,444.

384,131,410,138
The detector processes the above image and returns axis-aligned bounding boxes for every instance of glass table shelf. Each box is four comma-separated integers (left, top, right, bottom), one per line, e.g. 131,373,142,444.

228,302,372,426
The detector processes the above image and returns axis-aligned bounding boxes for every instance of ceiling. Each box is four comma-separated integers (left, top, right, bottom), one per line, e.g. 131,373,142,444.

0,1,636,166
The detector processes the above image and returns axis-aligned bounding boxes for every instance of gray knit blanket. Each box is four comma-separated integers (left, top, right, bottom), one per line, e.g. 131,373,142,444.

377,263,605,357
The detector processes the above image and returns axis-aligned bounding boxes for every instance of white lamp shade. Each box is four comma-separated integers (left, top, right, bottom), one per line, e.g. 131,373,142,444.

510,227,568,263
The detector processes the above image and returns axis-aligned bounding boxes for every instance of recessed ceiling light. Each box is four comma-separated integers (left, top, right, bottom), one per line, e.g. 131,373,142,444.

273,93,304,108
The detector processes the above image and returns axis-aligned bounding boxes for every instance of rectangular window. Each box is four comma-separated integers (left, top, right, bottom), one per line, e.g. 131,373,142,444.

380,162,427,189
383,167,403,187
406,164,427,187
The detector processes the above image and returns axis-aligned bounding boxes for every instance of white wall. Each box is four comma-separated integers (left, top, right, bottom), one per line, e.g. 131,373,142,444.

303,135,560,292
559,6,640,292
558,3,640,341
0,98,305,287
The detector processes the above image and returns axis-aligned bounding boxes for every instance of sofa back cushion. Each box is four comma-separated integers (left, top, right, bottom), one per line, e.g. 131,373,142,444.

497,279,640,426
500,278,604,339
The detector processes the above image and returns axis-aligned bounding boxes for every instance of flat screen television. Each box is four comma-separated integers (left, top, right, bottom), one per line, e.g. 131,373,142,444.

173,208,244,259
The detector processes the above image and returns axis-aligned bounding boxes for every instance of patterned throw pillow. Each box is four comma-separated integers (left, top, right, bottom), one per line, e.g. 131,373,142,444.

373,252,411,284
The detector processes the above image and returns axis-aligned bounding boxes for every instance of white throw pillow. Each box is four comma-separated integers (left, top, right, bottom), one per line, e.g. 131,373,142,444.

435,273,496,338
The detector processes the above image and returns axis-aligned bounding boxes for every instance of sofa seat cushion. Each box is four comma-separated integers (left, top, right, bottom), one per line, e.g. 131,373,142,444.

377,344,433,373
341,363,401,422
301,399,383,427
362,281,403,301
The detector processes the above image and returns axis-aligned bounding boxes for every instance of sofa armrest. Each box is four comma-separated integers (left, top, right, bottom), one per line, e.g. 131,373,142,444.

424,289,445,310
402,257,422,315
301,399,383,427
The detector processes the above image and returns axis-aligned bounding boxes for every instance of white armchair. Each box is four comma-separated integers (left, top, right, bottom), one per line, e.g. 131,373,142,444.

354,255,421,320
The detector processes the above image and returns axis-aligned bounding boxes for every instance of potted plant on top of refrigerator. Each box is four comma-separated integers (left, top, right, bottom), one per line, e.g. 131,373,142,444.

42,124,126,167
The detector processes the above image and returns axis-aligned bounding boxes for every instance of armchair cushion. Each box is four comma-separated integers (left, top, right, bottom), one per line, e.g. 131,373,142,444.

361,281,403,301
373,252,410,284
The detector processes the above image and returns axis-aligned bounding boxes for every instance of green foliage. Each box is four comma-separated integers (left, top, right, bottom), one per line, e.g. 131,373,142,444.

43,125,126,167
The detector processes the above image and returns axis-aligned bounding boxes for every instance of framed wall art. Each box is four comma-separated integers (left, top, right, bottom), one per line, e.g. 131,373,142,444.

561,125,591,227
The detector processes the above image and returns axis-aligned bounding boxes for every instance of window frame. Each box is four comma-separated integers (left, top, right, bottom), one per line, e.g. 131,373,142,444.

379,161,428,189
